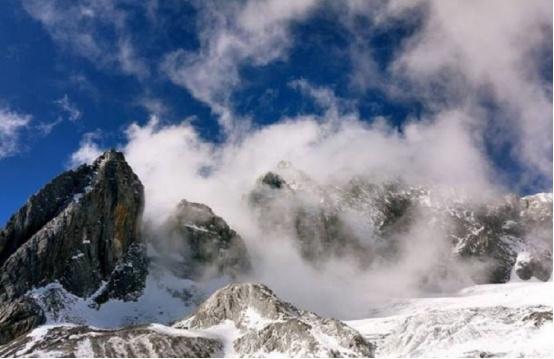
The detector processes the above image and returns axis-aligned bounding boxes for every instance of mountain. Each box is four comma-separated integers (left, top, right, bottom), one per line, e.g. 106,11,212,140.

0,150,146,344
249,161,552,285
0,151,551,357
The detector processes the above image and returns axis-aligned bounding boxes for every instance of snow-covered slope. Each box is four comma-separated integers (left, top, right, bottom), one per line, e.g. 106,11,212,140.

1,283,374,358
347,281,553,357
5,281,550,358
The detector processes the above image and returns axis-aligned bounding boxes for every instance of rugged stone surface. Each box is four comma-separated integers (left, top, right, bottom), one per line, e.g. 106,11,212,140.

152,199,251,279
0,325,222,358
249,163,553,284
0,150,147,344
176,283,375,357
0,297,45,346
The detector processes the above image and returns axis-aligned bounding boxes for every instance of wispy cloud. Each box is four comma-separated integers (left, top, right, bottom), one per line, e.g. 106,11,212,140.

69,131,104,167
56,94,82,122
161,0,318,131
341,0,553,188
0,106,32,159
21,0,149,78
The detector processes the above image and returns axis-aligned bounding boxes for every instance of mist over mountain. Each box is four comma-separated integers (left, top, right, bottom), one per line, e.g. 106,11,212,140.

0,150,551,356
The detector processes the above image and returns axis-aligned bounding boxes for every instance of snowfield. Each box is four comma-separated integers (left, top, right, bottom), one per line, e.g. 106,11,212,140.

347,281,553,358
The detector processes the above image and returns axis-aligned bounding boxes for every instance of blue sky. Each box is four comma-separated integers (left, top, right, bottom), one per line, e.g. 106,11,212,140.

0,0,552,225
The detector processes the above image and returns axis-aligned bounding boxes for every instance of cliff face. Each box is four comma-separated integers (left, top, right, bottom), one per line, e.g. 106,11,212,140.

0,150,146,344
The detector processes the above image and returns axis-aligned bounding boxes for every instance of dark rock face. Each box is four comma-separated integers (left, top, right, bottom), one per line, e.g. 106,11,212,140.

0,150,147,344
152,199,251,279
0,297,45,346
0,325,222,358
177,283,375,357
92,242,149,304
260,172,289,189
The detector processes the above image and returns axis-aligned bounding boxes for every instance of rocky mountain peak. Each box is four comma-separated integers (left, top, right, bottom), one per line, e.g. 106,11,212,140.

179,283,300,329
0,150,147,344
176,282,375,357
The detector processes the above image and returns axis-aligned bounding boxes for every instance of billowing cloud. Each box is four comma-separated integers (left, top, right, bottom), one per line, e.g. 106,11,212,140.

113,82,499,316
0,106,32,159
56,94,82,122
345,0,553,188
63,1,551,315
395,0,552,184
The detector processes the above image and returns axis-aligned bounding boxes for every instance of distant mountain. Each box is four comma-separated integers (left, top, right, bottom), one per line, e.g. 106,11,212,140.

249,161,552,285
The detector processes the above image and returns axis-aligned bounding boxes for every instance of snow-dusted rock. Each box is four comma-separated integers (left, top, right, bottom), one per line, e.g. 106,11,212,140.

175,283,375,357
0,324,222,358
151,199,251,279
515,251,552,281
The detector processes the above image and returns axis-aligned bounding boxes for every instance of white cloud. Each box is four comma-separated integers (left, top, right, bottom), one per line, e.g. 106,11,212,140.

69,131,104,167
161,0,318,131
55,94,82,122
136,95,169,116
386,0,551,187
0,106,32,159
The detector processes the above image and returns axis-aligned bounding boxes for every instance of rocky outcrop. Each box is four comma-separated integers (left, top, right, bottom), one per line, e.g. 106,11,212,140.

152,200,251,280
0,325,222,357
0,297,45,346
176,283,374,357
514,251,553,282
451,194,552,283
0,150,147,344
